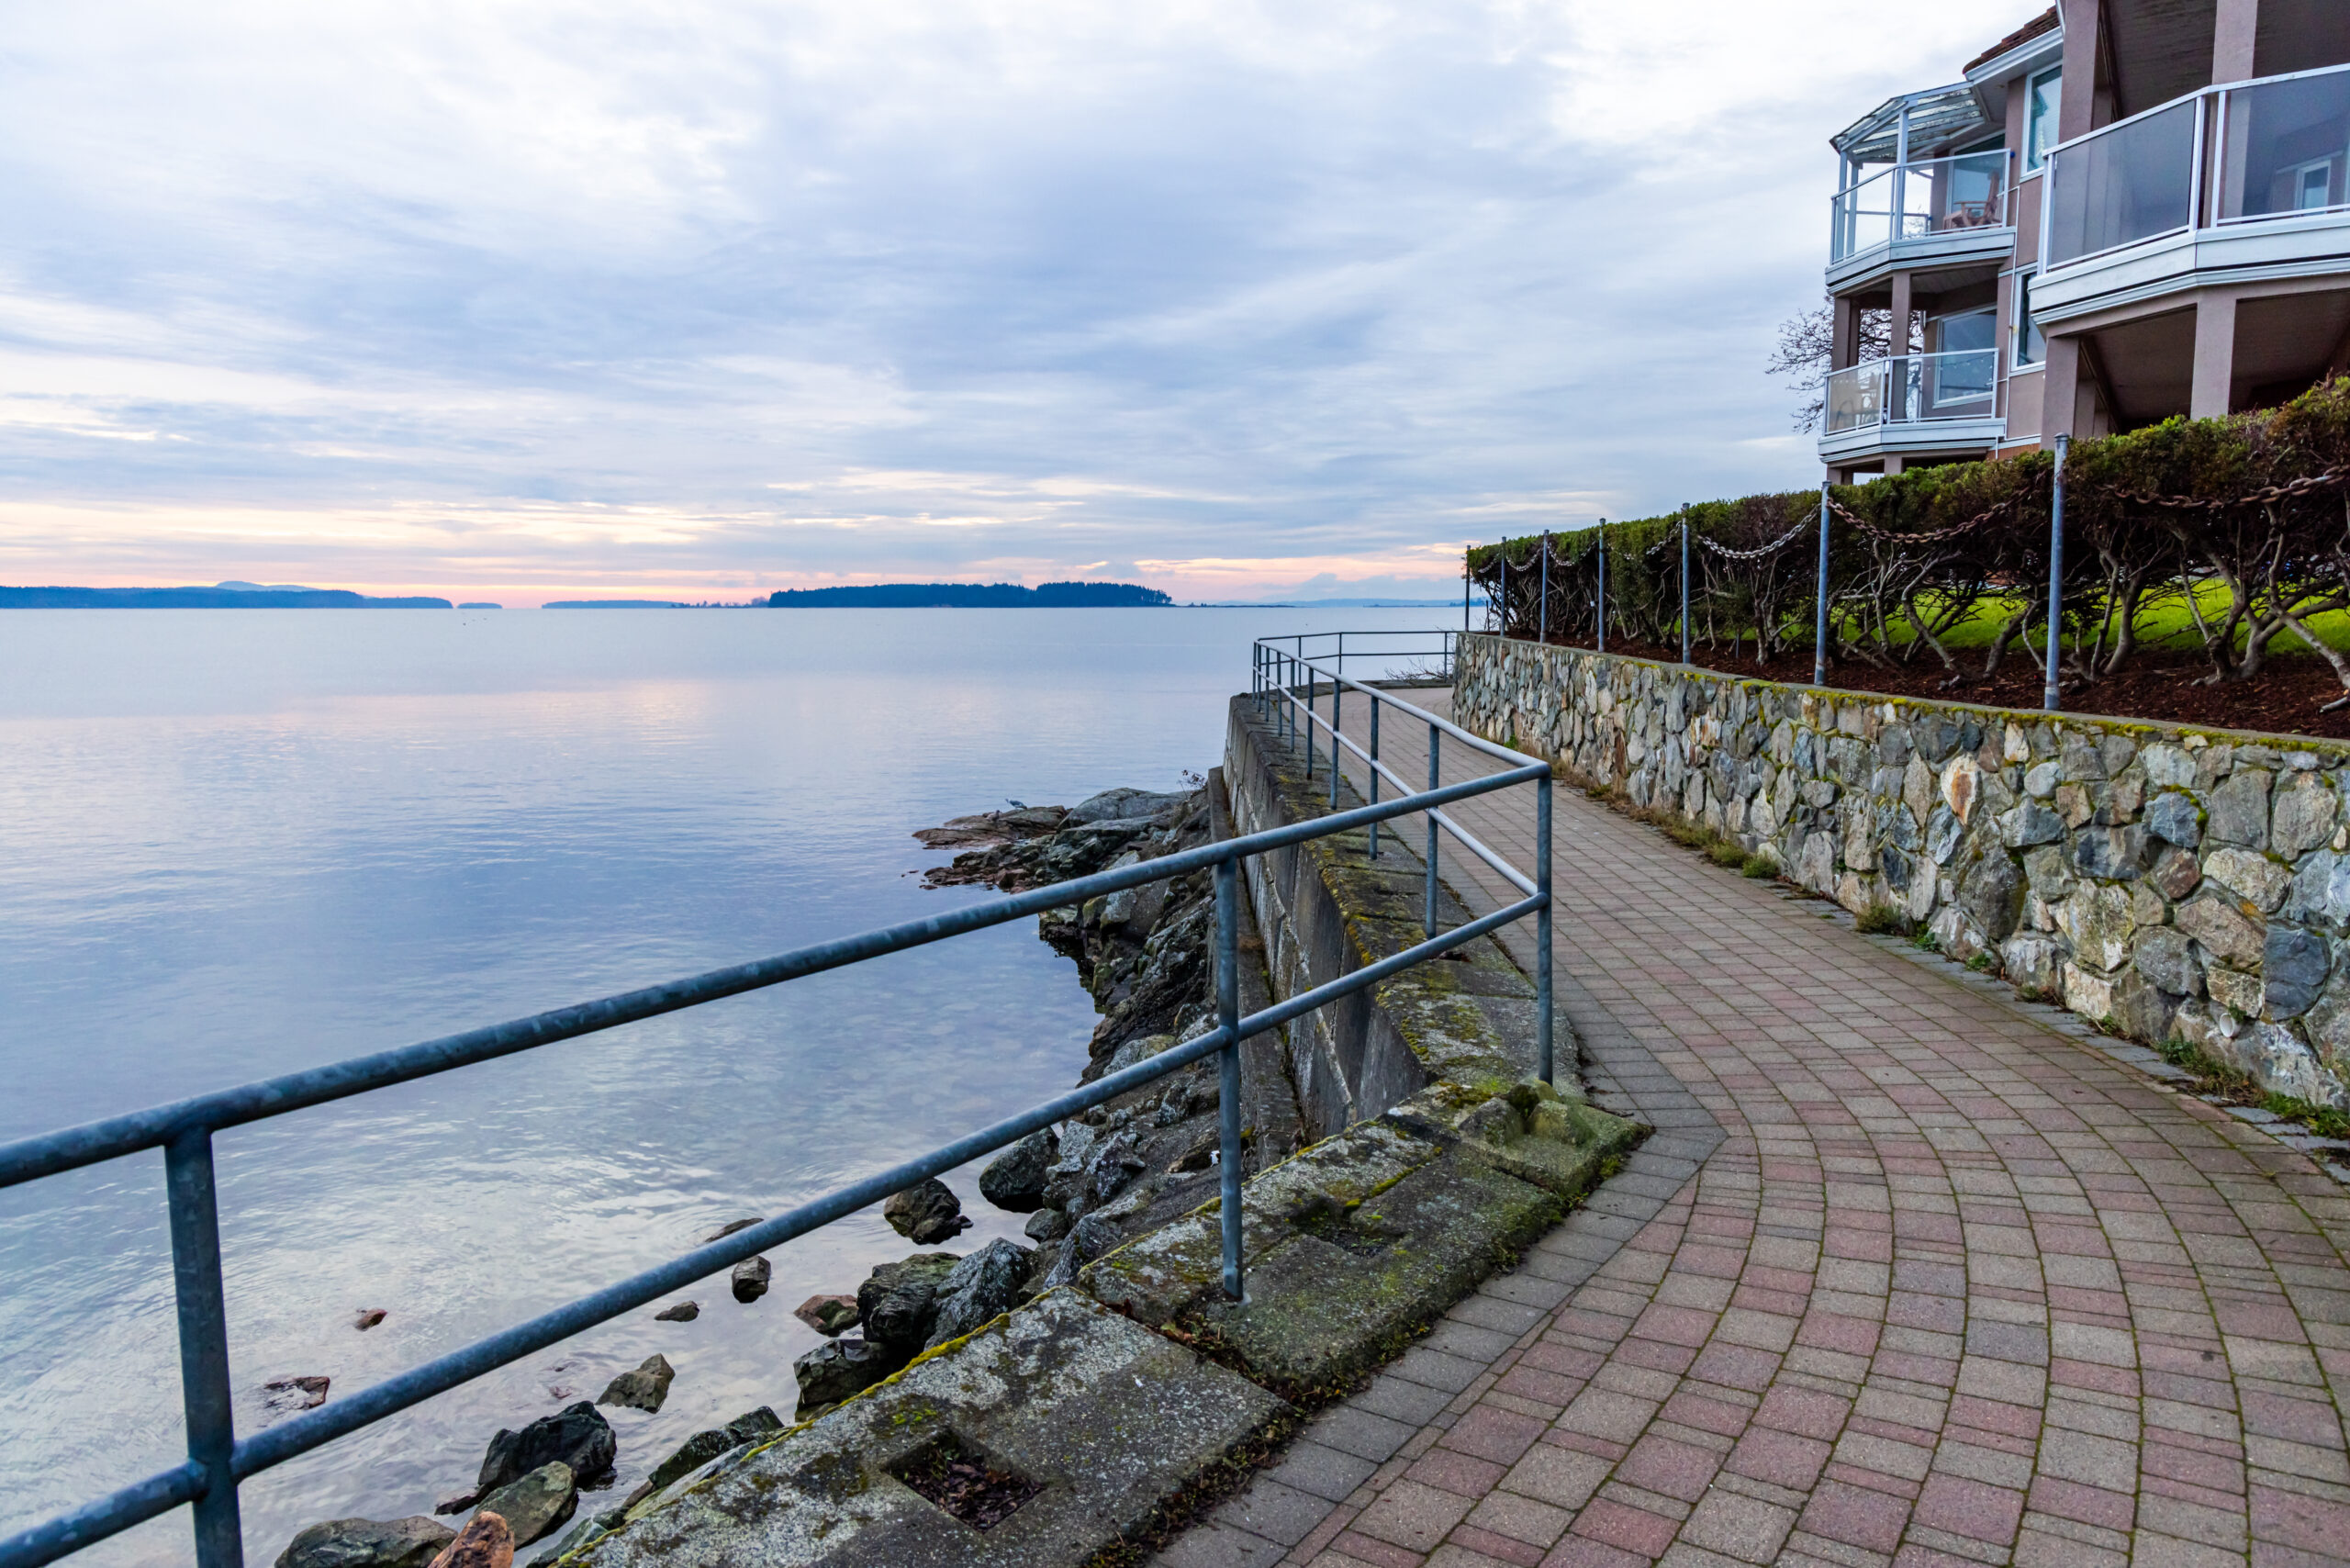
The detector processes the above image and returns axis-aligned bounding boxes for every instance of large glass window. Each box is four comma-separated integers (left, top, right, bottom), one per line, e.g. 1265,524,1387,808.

2027,66,2063,171
2012,272,2046,367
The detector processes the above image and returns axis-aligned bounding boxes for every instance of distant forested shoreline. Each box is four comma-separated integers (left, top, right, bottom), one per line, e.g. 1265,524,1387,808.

0,586,453,608
766,581,1170,608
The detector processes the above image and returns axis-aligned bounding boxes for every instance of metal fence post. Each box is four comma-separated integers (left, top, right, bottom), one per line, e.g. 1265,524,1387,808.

2044,433,2069,711
1538,531,1549,644
1425,724,1441,938
1214,857,1244,1301
1499,543,1509,638
1814,482,1831,688
166,1129,243,1568
1595,523,1606,653
1368,698,1382,859
1536,772,1553,1087
1680,515,1691,666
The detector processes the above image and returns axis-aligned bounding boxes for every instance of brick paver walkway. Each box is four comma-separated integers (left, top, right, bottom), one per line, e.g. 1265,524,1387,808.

1156,687,2350,1568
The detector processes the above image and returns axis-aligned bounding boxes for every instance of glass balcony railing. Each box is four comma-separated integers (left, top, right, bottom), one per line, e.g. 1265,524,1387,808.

2044,98,2197,264
1830,150,2009,263
2217,67,2350,223
2044,62,2350,268
1822,349,2001,435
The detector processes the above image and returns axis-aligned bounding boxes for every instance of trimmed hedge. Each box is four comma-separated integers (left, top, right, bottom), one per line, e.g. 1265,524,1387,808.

1469,377,2350,691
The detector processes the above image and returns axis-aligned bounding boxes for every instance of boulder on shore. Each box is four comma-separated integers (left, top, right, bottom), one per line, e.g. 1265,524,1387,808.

596,1354,674,1414
641,1406,784,1495
792,1294,859,1336
652,1300,699,1323
273,1514,453,1568
262,1375,330,1414
472,1463,575,1548
882,1178,971,1244
978,1130,1057,1213
923,1239,1032,1349
1067,788,1192,826
730,1256,771,1304
429,1511,512,1568
856,1252,961,1352
472,1402,615,1497
791,1338,895,1417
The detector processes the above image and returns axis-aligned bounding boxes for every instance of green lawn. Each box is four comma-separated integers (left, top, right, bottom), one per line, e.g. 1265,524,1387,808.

1842,582,2350,660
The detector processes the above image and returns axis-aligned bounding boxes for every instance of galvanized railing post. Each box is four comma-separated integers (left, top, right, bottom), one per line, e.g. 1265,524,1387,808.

1329,674,1341,811
1425,724,1440,937
1304,673,1315,778
1536,773,1553,1086
165,1129,243,1568
1214,857,1244,1301
1368,697,1382,859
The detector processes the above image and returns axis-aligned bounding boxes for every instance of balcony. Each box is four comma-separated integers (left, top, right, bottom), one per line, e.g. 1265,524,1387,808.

1818,348,2007,465
2037,62,2350,321
1827,150,2014,291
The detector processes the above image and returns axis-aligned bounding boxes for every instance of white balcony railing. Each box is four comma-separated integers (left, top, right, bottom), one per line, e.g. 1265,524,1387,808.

1823,349,2000,435
2045,61,2350,268
1830,149,2009,264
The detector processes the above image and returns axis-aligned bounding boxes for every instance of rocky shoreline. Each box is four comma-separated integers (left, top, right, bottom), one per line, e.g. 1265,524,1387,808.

274,779,1267,1568
781,780,1287,1417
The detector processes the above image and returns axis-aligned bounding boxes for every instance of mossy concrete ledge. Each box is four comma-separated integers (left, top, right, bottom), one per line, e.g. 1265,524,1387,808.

1080,1080,1639,1394
565,1291,1287,1567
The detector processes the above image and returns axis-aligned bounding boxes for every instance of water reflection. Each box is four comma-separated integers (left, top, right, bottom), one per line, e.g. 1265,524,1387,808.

0,606,1445,1562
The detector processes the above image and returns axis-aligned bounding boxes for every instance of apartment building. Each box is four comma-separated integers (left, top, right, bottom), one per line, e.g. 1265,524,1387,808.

1819,0,2350,480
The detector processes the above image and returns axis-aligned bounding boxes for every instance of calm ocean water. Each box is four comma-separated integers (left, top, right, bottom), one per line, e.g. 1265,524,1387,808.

0,605,1447,1563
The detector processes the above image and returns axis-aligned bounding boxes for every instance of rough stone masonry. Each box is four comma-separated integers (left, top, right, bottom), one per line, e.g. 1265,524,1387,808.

1454,633,2350,1107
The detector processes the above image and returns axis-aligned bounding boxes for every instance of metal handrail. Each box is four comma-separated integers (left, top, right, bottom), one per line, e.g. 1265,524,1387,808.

0,641,1554,1568
1249,634,1552,1083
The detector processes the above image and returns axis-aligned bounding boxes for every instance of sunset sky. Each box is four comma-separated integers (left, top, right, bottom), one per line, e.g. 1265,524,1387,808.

0,0,2038,604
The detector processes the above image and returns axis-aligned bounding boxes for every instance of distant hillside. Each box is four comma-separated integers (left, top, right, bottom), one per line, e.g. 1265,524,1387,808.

0,585,453,609
767,580,1170,609
542,599,685,609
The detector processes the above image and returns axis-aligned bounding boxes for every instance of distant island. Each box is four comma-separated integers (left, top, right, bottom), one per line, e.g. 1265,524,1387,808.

542,599,687,609
767,581,1170,609
0,584,452,609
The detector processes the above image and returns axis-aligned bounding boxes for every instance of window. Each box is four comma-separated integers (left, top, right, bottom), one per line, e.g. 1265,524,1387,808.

2012,271,2046,367
1932,308,1997,354
2026,66,2063,171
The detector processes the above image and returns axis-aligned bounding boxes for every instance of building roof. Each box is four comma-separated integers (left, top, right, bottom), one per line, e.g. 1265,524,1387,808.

1964,7,2059,74
1830,83,1994,162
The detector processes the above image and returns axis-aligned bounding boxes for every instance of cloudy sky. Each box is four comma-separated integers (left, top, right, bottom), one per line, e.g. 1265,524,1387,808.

0,0,2032,603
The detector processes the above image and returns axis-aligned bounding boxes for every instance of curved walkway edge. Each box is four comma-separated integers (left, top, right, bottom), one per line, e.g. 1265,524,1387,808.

1152,689,2350,1568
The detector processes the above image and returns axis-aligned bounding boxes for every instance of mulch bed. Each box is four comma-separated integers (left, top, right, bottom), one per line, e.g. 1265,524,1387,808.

1525,634,2350,741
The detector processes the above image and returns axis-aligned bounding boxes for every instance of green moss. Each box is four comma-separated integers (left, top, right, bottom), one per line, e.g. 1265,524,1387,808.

1854,902,1908,936
2262,1092,2350,1139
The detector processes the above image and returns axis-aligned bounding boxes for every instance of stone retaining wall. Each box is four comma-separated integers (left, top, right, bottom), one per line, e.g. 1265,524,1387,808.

1454,633,2350,1107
